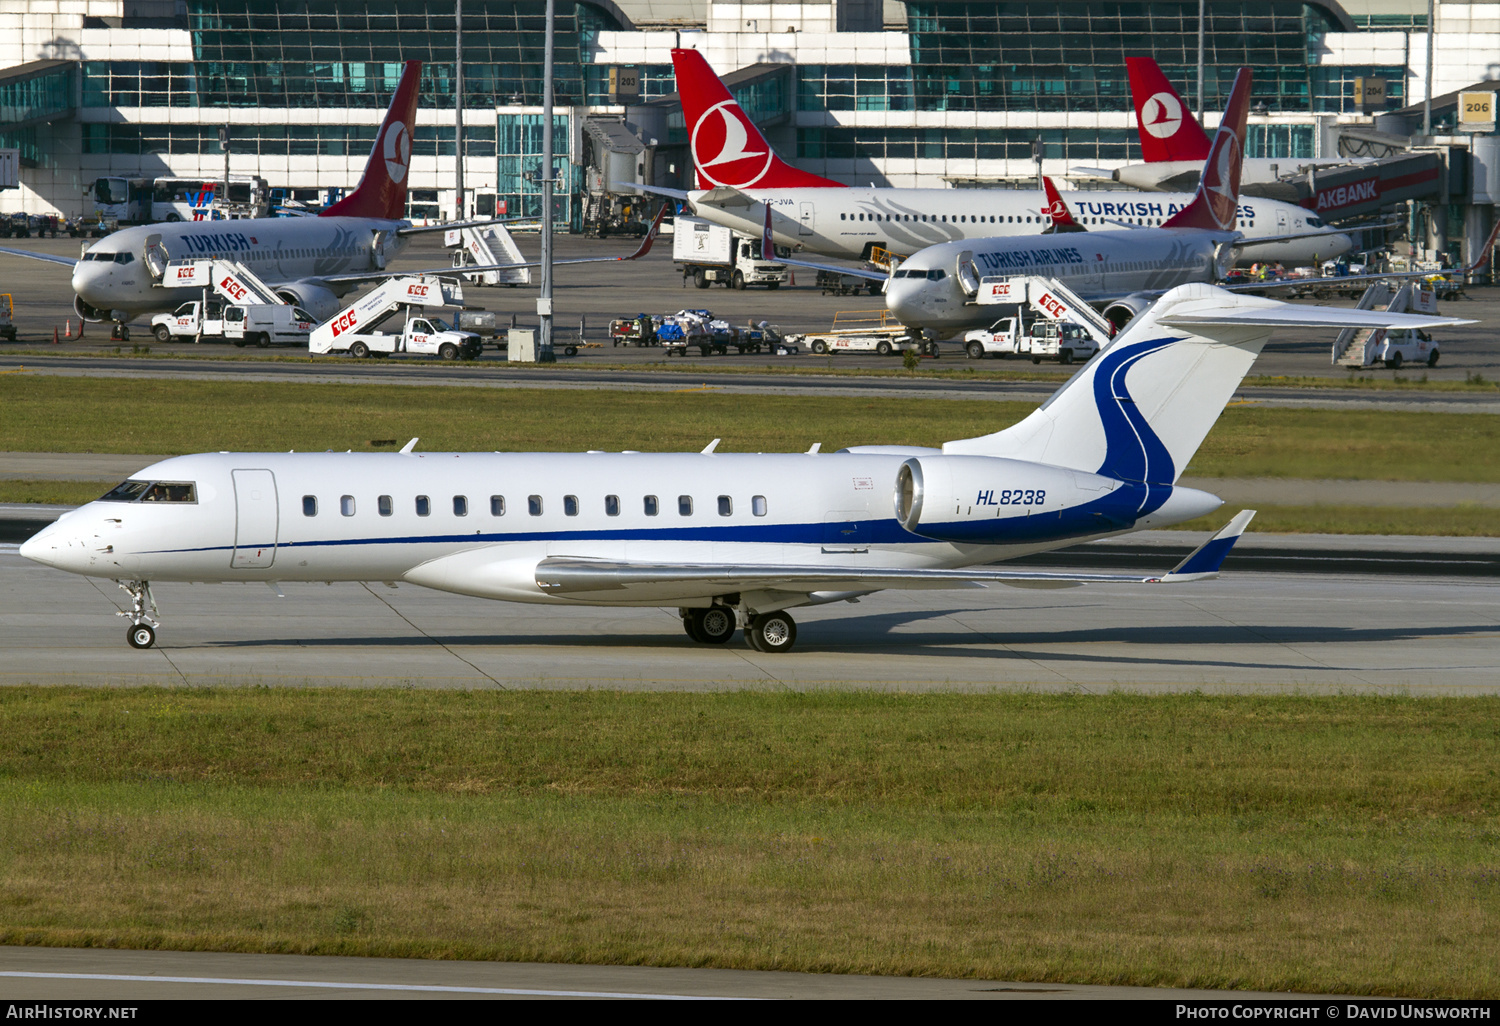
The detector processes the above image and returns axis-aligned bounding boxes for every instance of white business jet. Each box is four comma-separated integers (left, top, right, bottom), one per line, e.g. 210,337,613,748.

21,281,1467,652
632,48,1349,268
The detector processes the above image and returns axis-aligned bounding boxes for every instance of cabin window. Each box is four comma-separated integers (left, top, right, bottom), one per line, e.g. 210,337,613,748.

564,495,579,516
453,495,468,516
135,482,196,503
718,495,732,516
528,495,543,516
605,494,620,516
416,495,430,516
490,495,505,516
752,495,768,517
302,495,317,517
678,495,693,516
340,495,355,516
378,495,393,517
644,495,659,516
840,213,845,220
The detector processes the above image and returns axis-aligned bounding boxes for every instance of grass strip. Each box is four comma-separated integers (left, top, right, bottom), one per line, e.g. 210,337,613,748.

3,376,1500,483
0,687,1496,996
1167,503,1500,536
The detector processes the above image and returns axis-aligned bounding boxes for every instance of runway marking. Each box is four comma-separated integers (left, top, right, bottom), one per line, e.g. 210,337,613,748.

0,365,27,375
672,385,721,392
0,970,748,1000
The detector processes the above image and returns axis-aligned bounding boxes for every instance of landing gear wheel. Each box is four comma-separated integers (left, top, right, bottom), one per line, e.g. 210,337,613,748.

111,324,130,342
746,611,797,653
694,607,737,644
682,613,706,643
350,341,370,359
153,325,171,343
116,580,160,649
127,623,156,649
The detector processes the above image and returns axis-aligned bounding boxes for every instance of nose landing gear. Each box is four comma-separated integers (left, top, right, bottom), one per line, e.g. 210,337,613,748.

110,323,130,342
117,580,159,648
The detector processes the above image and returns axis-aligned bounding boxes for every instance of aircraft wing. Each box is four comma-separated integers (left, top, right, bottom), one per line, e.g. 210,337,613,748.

0,246,76,268
319,204,669,284
753,204,888,283
613,182,690,202
534,511,1258,601
1158,306,1474,330
394,215,541,237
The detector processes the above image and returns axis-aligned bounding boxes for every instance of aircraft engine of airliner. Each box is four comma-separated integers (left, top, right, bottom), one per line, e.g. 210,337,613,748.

21,284,1468,653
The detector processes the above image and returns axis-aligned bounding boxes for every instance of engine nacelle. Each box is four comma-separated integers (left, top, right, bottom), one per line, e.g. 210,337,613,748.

1102,292,1155,332
895,455,1134,545
274,282,340,321
73,295,106,322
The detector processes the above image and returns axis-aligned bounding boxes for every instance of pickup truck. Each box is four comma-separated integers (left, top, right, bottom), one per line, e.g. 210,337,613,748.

1369,328,1440,369
314,313,483,360
151,301,316,347
962,317,1099,364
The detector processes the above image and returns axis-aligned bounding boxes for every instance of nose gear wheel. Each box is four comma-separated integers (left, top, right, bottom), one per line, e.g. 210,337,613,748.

116,580,160,649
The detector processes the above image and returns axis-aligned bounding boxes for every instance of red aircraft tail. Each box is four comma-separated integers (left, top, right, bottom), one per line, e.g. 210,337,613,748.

1163,68,1251,232
1041,176,1084,232
322,61,421,220
671,48,843,190
1126,57,1211,163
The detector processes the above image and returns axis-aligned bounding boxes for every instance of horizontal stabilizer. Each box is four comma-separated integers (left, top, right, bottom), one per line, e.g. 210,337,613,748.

615,182,690,201
1158,305,1474,331
1156,510,1256,583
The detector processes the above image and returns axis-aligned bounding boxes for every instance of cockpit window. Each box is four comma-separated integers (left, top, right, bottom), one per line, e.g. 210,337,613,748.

99,480,196,503
1307,217,1324,228
99,480,151,502
113,252,134,265
925,268,946,281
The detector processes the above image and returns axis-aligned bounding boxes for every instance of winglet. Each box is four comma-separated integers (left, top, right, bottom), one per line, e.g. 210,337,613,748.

761,203,776,262
1041,177,1085,233
620,204,669,261
400,437,419,454
1152,509,1256,583
1163,67,1251,232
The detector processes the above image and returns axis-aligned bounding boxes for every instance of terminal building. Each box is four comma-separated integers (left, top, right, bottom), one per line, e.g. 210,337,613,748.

0,0,1495,266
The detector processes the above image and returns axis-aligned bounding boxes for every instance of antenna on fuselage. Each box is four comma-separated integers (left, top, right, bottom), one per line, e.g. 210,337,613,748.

400,438,419,454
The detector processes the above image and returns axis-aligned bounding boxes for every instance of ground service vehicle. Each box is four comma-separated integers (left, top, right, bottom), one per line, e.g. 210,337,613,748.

90,175,271,224
151,300,315,346
611,316,656,346
309,276,482,360
674,216,788,290
0,293,14,341
963,317,1099,364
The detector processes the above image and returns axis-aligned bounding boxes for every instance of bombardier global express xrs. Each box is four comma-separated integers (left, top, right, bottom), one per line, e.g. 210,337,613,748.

641,48,1351,268
21,283,1466,652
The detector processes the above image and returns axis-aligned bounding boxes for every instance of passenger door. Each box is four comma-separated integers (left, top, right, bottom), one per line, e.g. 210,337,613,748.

231,469,278,569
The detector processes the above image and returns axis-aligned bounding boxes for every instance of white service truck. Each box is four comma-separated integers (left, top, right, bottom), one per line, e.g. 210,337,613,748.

968,275,1113,364
309,276,483,360
151,300,316,347
674,216,789,290
1333,281,1443,369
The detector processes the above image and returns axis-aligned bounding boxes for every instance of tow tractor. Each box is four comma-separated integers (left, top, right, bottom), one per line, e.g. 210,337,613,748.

968,275,1114,364
309,275,482,360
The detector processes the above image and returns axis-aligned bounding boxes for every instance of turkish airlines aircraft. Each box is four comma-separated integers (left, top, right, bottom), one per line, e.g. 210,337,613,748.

643,48,1350,267
21,283,1464,652
1073,57,1370,195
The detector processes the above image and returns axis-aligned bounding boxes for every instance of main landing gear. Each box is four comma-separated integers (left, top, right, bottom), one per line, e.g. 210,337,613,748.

117,580,159,649
680,606,799,653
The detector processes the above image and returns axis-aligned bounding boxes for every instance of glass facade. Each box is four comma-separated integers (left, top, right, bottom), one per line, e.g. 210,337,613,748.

185,0,622,107
0,64,74,126
797,126,1137,163
902,1,1342,112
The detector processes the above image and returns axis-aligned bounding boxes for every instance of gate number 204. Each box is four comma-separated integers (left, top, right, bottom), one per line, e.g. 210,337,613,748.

976,488,1045,506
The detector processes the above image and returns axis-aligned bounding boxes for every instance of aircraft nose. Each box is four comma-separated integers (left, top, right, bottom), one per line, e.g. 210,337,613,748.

18,521,63,568
884,276,927,324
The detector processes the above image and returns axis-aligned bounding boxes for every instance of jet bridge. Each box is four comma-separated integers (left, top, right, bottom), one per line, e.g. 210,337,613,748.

445,224,531,286
974,275,1116,345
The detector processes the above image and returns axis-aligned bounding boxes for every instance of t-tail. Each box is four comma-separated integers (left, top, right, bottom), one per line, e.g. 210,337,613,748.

942,282,1472,527
1126,57,1212,163
671,48,844,191
321,60,421,220
1162,67,1250,232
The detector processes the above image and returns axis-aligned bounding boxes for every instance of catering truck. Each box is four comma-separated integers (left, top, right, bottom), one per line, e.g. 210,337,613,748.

674,215,789,290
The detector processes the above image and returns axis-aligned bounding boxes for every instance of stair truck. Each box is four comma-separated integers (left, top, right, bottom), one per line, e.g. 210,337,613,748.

445,224,532,286
674,216,789,290
309,276,483,360
968,275,1114,364
1332,281,1442,369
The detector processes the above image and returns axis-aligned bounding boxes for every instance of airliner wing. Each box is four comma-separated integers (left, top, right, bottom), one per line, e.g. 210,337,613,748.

320,204,670,284
534,512,1258,600
1158,306,1474,330
394,215,539,237
614,182,690,202
753,204,888,282
0,246,76,267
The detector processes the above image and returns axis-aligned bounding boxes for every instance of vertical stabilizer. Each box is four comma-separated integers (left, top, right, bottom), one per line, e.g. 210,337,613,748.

1126,57,1211,163
671,48,845,190
321,61,421,220
1161,67,1251,232
1041,176,1085,232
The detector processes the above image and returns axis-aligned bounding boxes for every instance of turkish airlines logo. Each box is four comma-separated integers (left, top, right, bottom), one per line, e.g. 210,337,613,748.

383,121,411,184
1200,132,1241,230
1046,199,1068,221
691,101,771,188
1141,91,1184,139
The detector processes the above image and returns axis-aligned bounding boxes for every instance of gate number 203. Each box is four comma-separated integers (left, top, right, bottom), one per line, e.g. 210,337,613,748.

976,489,1045,506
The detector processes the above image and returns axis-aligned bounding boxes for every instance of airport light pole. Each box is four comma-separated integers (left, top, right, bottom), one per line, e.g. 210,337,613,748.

455,0,464,220
539,0,555,352
1196,0,1206,123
